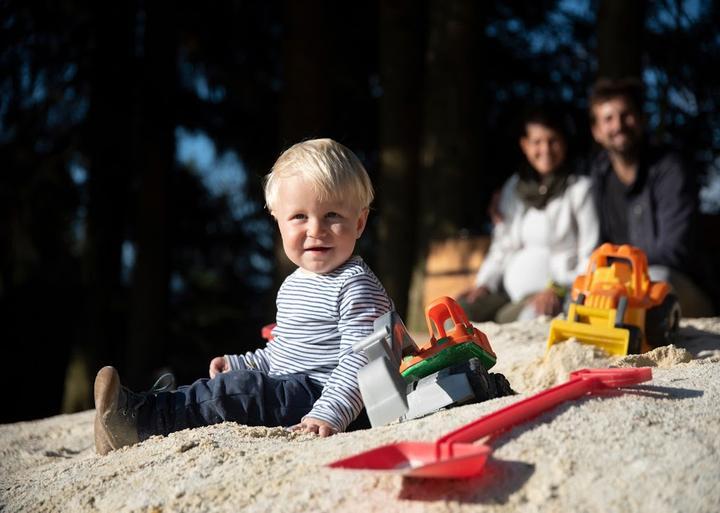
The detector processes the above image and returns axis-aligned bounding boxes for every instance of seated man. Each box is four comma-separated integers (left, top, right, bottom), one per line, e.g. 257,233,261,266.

587,78,714,317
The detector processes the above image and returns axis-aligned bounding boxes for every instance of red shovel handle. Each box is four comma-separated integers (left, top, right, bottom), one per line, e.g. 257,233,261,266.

569,367,651,386
437,367,651,457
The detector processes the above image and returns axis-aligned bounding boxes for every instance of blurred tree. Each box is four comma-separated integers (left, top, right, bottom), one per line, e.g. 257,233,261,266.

66,1,136,409
166,163,272,383
3,0,720,423
162,0,283,381
3,0,282,416
0,0,89,420
406,0,485,329
273,0,333,285
596,0,645,80
376,0,422,318
643,1,720,167
124,1,176,388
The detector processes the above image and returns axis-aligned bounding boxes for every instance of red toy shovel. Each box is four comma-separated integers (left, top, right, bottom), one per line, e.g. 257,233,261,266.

329,367,652,478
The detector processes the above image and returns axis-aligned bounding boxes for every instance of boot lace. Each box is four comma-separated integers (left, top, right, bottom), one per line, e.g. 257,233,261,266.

149,372,176,393
119,372,176,419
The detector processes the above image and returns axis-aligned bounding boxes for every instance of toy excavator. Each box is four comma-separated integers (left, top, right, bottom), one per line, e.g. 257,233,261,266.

353,296,513,427
546,243,681,356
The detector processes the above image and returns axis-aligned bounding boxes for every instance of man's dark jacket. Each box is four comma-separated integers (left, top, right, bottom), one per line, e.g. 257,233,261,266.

588,144,697,271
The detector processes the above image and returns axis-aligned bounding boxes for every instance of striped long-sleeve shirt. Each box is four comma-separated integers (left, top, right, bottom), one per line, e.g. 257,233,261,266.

226,256,393,432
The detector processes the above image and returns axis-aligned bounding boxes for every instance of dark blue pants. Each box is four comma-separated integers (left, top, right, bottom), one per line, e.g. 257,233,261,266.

137,369,323,440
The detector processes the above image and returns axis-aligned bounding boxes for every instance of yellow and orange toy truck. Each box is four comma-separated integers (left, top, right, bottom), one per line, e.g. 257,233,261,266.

547,243,681,356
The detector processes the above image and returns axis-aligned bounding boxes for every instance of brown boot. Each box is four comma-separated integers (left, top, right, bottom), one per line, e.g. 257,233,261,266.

94,366,143,455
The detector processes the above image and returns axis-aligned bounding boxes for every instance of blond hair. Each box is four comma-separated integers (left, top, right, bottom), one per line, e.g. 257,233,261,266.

264,138,374,212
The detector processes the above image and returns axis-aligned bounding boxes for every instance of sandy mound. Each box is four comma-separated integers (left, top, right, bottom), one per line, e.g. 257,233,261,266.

1,317,719,512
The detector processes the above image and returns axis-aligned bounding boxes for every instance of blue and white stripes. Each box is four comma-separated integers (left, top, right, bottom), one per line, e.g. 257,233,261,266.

226,256,392,432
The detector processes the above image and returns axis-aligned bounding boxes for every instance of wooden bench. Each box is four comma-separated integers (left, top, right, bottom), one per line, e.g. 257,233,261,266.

423,235,490,306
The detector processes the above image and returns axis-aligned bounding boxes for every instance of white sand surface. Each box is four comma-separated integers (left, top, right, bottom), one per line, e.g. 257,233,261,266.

1,317,719,513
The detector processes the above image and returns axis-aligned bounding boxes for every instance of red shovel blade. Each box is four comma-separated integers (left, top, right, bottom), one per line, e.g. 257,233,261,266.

328,442,492,478
329,367,652,478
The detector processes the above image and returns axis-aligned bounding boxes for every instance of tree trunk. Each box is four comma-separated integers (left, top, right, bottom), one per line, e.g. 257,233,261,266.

376,0,422,319
275,0,332,285
126,0,176,389
407,0,483,330
596,0,646,80
63,2,136,412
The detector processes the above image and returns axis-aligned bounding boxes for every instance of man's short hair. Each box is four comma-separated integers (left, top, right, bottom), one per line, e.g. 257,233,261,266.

589,77,644,123
264,138,374,212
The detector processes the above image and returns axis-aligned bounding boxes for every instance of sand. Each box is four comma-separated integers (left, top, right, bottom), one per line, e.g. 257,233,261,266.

1,317,719,513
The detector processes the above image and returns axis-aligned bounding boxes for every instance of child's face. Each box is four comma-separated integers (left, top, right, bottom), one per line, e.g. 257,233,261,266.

272,175,368,274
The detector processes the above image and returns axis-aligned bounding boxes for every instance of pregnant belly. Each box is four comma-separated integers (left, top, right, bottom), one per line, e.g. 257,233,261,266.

502,247,551,302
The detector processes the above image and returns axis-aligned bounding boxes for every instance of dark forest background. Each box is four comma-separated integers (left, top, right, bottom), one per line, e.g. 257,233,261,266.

2,0,720,423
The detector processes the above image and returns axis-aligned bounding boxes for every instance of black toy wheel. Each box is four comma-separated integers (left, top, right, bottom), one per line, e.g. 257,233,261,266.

623,325,643,354
454,358,491,402
645,294,681,348
449,358,516,403
489,372,515,398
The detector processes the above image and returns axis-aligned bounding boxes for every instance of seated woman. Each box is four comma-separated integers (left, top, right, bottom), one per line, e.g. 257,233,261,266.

459,105,599,323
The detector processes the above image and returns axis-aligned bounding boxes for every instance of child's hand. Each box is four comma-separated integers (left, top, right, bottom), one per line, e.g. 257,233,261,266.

209,356,229,378
291,417,337,437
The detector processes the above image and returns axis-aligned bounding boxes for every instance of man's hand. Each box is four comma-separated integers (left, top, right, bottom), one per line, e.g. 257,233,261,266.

291,417,337,437
488,189,503,225
529,289,561,316
209,356,229,379
458,285,491,303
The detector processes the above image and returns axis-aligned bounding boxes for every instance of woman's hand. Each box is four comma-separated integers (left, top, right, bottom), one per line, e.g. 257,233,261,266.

459,285,491,303
291,417,337,437
529,289,561,316
209,356,229,379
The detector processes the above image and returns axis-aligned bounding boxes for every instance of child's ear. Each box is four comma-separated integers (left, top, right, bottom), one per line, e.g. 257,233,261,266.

355,208,369,238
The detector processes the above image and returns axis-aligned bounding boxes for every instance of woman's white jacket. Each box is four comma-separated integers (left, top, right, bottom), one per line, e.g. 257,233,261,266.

475,173,600,302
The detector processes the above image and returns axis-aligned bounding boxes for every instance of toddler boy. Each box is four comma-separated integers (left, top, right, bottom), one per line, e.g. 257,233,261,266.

94,138,392,454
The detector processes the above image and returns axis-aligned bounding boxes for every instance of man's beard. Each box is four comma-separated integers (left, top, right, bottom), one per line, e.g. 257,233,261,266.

607,132,640,161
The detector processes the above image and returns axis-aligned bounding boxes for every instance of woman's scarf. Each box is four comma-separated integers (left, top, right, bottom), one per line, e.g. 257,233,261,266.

514,162,571,210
